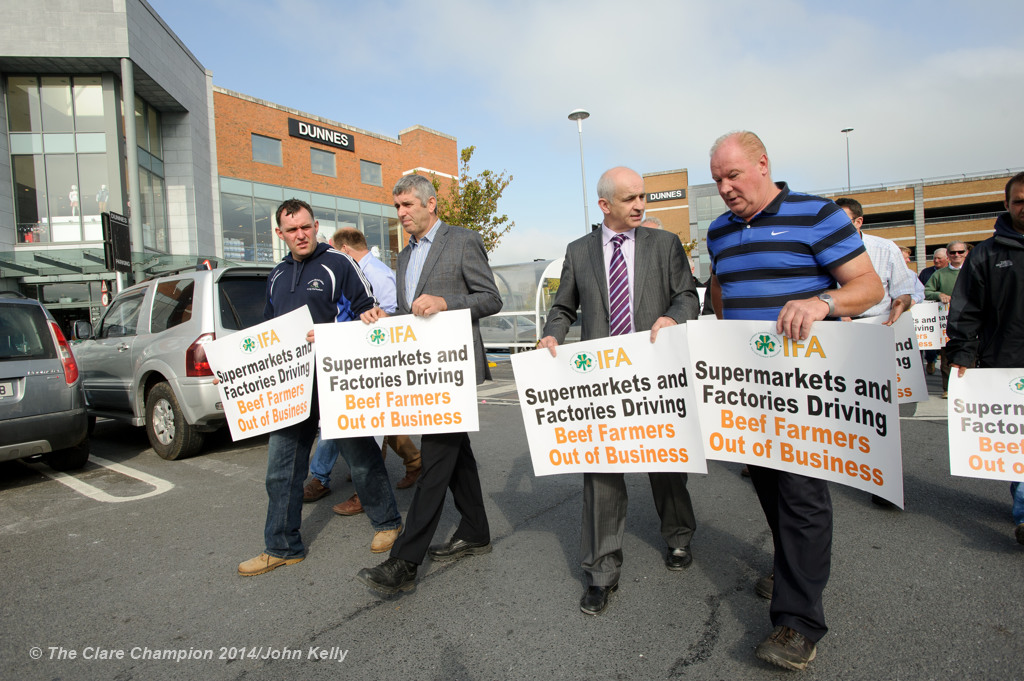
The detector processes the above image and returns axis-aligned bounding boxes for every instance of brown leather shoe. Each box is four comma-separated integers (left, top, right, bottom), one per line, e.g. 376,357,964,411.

238,552,304,577
396,467,422,489
303,478,330,502
371,526,402,553
333,493,364,516
755,625,817,671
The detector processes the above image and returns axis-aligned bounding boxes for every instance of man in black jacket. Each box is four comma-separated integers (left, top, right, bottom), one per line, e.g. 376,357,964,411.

239,198,380,576
946,172,1024,546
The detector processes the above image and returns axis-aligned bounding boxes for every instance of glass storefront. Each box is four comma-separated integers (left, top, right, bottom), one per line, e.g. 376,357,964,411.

7,76,111,243
6,76,168,250
219,179,401,268
134,97,168,253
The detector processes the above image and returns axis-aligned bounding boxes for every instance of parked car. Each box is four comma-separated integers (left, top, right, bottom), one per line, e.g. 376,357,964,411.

72,264,271,460
479,314,537,352
0,292,90,471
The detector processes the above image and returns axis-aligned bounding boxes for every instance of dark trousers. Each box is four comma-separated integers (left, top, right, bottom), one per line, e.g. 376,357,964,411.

391,431,489,565
940,348,952,392
264,397,320,559
749,465,832,642
580,471,696,587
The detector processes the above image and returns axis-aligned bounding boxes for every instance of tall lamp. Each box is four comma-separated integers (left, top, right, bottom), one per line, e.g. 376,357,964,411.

568,109,591,235
841,127,854,191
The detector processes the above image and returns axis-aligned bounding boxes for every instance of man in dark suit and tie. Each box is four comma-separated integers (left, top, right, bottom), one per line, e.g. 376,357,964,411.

538,166,700,615
356,174,502,594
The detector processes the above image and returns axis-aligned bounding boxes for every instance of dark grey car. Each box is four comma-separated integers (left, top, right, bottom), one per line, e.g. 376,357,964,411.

0,293,90,471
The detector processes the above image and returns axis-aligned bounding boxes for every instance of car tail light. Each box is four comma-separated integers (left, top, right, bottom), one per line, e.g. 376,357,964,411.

186,332,215,377
49,320,80,385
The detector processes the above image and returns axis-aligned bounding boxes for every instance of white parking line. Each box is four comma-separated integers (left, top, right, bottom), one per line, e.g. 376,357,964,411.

27,455,175,503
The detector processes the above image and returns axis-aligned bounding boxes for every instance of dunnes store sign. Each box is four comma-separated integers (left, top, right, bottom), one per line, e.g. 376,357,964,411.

288,118,355,152
647,189,685,203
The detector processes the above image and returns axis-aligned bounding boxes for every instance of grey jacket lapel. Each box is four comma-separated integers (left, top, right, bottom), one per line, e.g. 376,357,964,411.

589,229,610,317
632,227,650,315
414,221,449,299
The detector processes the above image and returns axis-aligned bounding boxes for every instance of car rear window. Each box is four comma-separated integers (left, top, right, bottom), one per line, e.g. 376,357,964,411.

0,302,57,362
219,276,268,331
151,279,195,333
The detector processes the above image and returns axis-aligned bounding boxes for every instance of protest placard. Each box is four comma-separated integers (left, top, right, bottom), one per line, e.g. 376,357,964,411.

912,301,947,350
510,324,706,476
204,306,315,440
852,313,928,404
315,309,478,439
948,369,1024,483
687,320,904,506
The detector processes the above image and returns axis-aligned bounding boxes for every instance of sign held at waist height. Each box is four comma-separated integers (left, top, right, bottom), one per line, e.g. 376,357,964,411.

204,306,315,440
511,324,706,476
315,309,479,439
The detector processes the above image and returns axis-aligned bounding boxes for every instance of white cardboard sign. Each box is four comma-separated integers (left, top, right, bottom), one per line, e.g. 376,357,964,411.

948,368,1024,482
511,324,706,476
205,306,315,440
852,313,928,404
687,320,905,506
315,309,479,439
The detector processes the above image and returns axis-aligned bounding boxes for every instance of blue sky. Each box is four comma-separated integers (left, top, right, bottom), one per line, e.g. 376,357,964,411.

147,0,1024,265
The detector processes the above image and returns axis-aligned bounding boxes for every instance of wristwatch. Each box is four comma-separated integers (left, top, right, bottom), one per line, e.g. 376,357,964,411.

817,293,836,318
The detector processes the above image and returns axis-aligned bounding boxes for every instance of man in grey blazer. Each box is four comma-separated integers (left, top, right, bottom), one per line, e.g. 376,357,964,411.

538,166,700,615
357,174,502,594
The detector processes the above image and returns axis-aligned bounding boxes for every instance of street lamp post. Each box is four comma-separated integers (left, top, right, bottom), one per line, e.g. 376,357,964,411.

568,109,591,235
841,127,854,191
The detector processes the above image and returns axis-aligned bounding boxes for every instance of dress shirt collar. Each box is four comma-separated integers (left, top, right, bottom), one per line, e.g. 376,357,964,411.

408,219,442,248
601,224,636,245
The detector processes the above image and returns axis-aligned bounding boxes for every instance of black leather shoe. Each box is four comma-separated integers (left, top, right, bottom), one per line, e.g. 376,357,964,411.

428,537,492,562
579,583,618,615
356,557,417,594
665,546,693,570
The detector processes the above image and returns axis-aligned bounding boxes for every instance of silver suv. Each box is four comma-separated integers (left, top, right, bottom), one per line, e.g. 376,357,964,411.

73,265,271,460
0,293,90,471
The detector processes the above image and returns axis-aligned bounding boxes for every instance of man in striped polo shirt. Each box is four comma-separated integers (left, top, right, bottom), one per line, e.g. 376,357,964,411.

706,131,883,671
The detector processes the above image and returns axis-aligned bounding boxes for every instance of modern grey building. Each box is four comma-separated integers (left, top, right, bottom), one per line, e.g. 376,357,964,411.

0,0,216,331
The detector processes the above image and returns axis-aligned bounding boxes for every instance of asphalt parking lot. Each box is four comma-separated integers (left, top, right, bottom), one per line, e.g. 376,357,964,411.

1,356,1021,680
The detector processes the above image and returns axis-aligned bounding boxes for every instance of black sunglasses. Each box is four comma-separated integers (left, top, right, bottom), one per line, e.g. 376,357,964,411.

948,249,967,255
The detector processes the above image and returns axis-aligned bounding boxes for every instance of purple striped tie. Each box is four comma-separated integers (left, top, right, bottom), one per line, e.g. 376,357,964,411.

609,233,631,336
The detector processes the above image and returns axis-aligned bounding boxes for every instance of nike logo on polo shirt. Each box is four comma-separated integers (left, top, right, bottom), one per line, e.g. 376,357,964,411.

771,230,789,236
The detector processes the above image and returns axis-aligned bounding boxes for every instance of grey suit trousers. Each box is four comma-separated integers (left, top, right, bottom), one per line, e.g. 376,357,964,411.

581,471,696,586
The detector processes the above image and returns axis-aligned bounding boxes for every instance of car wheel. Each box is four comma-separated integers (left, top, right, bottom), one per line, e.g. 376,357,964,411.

44,439,90,471
145,382,204,460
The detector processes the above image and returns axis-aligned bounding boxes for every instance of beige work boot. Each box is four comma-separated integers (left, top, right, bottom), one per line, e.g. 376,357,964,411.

371,527,402,553
238,552,304,577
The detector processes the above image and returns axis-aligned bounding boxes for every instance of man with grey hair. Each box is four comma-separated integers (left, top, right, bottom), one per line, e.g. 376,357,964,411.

918,248,948,286
706,131,882,670
539,166,700,617
640,216,663,229
356,173,502,595
925,240,968,397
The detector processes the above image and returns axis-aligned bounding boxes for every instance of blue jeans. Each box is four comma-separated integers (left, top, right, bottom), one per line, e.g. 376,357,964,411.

310,435,401,532
264,411,320,559
1012,482,1024,525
